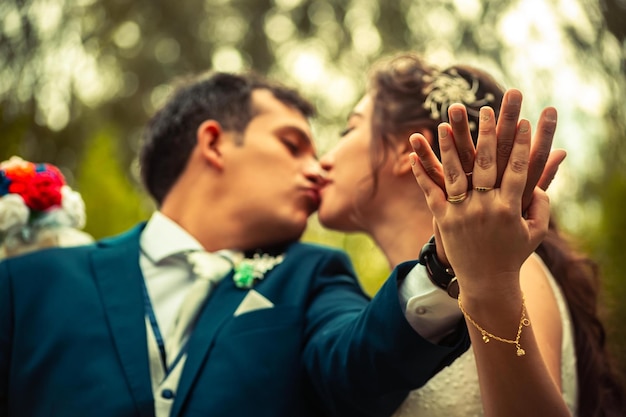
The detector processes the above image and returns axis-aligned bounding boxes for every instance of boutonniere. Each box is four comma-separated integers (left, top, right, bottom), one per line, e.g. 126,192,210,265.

233,252,285,289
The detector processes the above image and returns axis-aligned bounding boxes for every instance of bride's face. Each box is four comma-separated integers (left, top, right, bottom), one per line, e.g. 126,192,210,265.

318,95,379,232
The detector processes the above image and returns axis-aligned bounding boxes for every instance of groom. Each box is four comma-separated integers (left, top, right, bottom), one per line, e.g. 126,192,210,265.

0,71,558,417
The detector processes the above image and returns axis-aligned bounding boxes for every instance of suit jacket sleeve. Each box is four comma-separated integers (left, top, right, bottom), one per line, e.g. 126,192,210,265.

302,250,469,417
0,261,12,417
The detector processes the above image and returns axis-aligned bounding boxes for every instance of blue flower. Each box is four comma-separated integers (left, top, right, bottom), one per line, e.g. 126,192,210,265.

0,171,11,196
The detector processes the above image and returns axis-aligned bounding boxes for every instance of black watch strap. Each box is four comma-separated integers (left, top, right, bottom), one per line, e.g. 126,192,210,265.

418,236,459,299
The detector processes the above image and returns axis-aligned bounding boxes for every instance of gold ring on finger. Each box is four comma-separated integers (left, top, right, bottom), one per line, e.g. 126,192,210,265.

474,186,494,192
447,192,468,204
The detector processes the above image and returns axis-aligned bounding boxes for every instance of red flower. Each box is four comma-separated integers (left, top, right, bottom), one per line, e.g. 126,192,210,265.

7,164,65,211
2,161,36,179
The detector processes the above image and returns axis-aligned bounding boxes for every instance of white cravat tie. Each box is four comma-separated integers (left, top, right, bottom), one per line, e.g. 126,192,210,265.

165,251,233,365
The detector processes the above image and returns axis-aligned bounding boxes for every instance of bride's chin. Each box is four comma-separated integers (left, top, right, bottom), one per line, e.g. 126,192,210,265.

316,209,332,228
317,209,341,230
318,211,360,234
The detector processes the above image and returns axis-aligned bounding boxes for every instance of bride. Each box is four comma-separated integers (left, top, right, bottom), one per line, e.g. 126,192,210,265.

317,52,623,416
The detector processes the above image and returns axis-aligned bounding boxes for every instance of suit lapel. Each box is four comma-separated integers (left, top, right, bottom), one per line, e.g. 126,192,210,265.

92,225,154,417
170,272,247,417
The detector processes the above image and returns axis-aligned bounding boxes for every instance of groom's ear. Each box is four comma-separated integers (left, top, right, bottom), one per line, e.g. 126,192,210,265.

393,129,433,175
197,120,226,170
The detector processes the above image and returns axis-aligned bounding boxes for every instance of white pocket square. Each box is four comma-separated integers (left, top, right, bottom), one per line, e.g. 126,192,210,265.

234,290,274,317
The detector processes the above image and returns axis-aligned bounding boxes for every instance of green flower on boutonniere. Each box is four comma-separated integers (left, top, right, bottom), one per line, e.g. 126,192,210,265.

233,252,285,289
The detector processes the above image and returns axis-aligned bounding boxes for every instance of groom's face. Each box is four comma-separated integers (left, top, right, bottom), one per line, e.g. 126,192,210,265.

220,89,324,244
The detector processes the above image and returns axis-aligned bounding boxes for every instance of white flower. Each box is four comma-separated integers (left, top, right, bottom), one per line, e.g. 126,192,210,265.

60,186,87,229
233,252,285,289
0,194,29,232
0,156,30,170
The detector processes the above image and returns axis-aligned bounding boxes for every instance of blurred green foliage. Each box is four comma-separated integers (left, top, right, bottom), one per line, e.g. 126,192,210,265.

1,0,626,382
77,128,152,239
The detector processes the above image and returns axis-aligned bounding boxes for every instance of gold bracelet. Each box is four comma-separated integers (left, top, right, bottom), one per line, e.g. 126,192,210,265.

458,294,531,357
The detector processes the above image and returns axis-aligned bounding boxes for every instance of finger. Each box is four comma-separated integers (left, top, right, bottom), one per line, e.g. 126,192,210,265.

495,89,523,187
472,106,498,191
501,119,531,206
524,188,551,248
537,150,566,191
409,132,446,191
522,149,566,209
448,103,476,176
521,107,558,211
409,134,447,215
438,123,468,200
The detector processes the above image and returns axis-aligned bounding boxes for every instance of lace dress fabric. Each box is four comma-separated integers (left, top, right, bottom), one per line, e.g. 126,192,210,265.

393,254,578,417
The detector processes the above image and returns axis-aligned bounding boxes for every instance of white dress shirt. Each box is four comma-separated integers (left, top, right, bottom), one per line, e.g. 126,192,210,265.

140,211,239,341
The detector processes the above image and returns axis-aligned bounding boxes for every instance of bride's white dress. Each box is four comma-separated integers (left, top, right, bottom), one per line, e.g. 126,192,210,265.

393,254,578,417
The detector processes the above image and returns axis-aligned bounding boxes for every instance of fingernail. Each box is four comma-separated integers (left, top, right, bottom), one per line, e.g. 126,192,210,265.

544,108,557,122
480,107,490,121
519,120,530,133
509,91,522,106
409,153,417,166
438,124,448,138
450,109,463,122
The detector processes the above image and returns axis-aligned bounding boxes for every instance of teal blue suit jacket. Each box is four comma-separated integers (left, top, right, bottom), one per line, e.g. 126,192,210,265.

0,224,467,417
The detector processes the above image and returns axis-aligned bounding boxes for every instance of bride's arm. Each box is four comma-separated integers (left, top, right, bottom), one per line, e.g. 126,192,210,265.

408,106,571,417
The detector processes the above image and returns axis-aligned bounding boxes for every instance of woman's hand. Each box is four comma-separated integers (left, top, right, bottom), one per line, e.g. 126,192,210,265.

413,89,565,270
409,106,551,298
421,89,565,210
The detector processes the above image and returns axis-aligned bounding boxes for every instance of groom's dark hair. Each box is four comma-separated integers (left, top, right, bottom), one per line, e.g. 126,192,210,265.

139,71,315,205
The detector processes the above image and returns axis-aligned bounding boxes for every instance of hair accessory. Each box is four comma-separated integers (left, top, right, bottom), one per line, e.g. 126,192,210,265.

458,293,531,356
0,156,91,253
474,186,494,192
447,192,468,204
423,69,495,131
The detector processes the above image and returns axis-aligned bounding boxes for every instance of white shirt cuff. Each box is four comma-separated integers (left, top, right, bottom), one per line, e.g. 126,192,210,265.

399,263,462,343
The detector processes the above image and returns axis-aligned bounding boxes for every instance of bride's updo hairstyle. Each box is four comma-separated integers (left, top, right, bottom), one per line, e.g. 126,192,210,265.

368,53,504,175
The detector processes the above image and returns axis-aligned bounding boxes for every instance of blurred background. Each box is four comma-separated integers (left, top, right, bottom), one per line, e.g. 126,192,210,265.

2,0,625,379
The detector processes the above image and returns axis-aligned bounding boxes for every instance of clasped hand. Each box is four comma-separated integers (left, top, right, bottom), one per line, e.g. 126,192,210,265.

409,89,564,298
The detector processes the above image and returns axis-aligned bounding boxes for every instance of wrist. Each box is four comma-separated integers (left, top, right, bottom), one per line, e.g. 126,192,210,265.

458,291,530,357
457,281,522,313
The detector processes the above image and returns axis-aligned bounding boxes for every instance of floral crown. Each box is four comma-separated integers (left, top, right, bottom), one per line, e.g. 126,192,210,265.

422,68,496,133
0,156,87,244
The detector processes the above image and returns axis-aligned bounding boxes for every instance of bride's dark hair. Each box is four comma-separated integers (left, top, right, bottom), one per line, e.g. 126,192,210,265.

536,221,625,417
